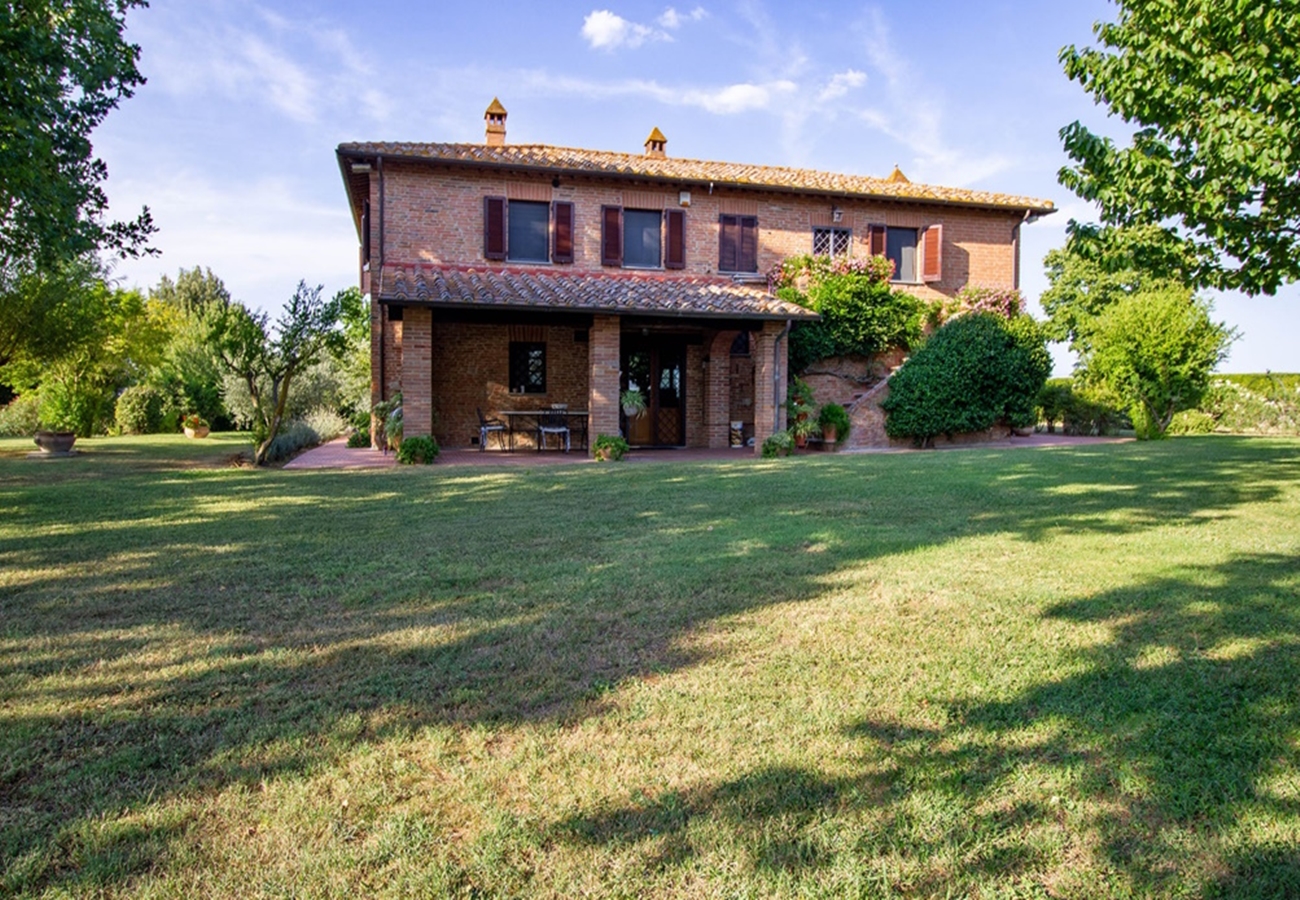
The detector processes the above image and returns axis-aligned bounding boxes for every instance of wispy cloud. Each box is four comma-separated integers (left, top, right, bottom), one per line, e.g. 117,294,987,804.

658,6,707,29
537,72,796,114
581,10,666,50
817,69,867,104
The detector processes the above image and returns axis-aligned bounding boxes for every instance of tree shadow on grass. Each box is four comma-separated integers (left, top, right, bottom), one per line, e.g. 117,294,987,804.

1,438,1299,893
552,551,1300,896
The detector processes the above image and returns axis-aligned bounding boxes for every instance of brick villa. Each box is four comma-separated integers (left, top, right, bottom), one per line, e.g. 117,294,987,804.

336,99,1054,455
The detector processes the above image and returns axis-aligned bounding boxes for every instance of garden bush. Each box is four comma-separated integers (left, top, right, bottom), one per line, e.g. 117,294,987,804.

761,430,794,458
593,434,629,461
114,384,169,434
1200,377,1300,434
0,394,40,437
396,435,438,464
883,313,1051,445
1167,409,1217,435
346,430,371,449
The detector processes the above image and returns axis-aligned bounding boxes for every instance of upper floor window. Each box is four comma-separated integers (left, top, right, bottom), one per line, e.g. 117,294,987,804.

719,214,758,273
867,223,943,284
813,226,851,259
483,197,574,264
602,206,686,269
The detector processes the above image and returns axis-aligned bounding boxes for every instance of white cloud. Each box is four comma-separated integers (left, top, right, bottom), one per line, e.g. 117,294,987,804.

581,10,663,50
817,69,866,104
537,72,795,115
659,6,707,29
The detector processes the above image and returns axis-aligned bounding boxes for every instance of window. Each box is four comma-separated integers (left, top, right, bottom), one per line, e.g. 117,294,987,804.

813,226,851,259
623,209,662,268
602,207,686,269
483,198,575,264
886,228,918,282
507,200,549,262
719,214,758,272
509,342,546,393
868,223,943,284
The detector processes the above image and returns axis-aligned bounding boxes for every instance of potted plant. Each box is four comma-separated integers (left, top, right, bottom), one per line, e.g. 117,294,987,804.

786,377,815,420
34,409,78,454
817,403,850,446
593,434,629,461
620,388,647,418
181,413,210,439
790,415,819,449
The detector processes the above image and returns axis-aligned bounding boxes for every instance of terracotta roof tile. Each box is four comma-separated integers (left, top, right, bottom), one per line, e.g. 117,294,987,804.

380,265,817,321
338,141,1055,213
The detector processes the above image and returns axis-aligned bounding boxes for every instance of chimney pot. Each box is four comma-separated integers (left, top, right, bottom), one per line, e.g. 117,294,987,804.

485,97,507,146
644,126,667,159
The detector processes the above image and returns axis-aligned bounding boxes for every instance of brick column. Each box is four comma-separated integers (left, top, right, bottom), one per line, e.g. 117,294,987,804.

752,321,788,454
705,331,737,448
403,307,433,438
369,298,383,447
588,315,620,455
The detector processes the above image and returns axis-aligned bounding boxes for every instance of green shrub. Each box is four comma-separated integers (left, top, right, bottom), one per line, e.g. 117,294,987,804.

1168,409,1217,435
593,434,629,461
0,394,40,437
396,435,438,465
1201,378,1300,434
882,313,1051,444
1060,387,1129,436
114,384,167,434
38,380,113,436
1036,379,1074,433
302,407,346,444
761,430,794,458
346,430,371,449
817,403,851,443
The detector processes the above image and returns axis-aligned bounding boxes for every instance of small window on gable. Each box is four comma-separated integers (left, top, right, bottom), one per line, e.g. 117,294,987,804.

509,342,546,394
886,228,919,283
813,226,851,259
507,200,550,263
623,209,662,268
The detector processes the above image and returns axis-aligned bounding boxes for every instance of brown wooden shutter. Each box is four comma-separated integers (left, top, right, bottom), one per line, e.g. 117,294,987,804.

868,224,887,257
922,224,943,282
601,205,622,266
484,196,506,260
739,216,758,272
664,208,686,269
361,199,371,264
551,201,574,264
719,214,738,271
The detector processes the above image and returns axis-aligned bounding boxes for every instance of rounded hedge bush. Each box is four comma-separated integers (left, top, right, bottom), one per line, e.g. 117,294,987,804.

114,385,166,435
396,435,439,464
882,313,1051,445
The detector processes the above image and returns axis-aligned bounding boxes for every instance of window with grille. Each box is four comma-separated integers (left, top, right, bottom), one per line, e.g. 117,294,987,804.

813,226,852,259
509,342,546,393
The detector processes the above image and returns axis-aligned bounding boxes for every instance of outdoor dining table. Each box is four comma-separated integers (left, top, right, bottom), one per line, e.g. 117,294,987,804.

499,409,590,451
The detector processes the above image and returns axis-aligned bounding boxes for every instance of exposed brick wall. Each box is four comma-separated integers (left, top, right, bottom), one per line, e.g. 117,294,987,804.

588,315,620,454
751,321,789,453
372,162,1024,302
705,331,738,449
429,319,590,448
402,307,433,436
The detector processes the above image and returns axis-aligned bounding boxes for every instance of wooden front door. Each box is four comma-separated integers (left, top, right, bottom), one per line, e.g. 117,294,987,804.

622,342,686,447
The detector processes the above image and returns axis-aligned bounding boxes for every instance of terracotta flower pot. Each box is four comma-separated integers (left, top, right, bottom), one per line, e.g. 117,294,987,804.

34,431,77,453
183,425,210,439
822,425,838,444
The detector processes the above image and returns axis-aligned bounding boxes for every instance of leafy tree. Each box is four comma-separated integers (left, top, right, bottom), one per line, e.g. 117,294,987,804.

150,267,232,312
148,268,234,426
1040,222,1197,354
883,313,1051,446
1,0,154,271
1059,1,1300,294
1083,287,1235,439
208,282,346,465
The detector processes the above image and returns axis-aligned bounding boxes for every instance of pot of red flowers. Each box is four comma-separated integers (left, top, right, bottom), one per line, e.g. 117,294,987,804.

182,413,210,439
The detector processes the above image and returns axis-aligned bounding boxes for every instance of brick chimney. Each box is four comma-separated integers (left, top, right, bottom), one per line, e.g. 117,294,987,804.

485,97,507,146
644,127,667,159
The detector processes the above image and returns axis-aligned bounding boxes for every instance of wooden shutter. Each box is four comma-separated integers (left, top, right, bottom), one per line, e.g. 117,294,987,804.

551,201,574,264
601,205,622,266
719,214,738,271
739,216,758,272
868,224,887,257
484,196,506,260
664,208,686,269
922,224,943,282
361,199,371,264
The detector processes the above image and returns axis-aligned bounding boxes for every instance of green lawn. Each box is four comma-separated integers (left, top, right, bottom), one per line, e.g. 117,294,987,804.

2,434,1299,898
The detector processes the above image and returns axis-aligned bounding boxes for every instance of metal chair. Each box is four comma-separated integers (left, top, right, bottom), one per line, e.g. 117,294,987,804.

477,407,508,451
536,409,570,452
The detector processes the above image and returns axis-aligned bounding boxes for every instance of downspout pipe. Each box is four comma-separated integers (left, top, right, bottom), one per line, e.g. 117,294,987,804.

773,319,792,435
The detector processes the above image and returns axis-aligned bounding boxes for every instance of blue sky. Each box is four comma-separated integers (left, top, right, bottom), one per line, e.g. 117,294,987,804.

96,0,1298,374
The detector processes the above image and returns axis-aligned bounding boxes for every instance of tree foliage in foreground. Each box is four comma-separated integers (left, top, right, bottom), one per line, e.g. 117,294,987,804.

1084,288,1235,439
0,0,154,270
883,313,1051,446
208,282,346,465
1060,1,1300,294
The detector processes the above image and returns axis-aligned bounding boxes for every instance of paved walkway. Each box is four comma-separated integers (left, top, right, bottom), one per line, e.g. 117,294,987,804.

284,433,1127,470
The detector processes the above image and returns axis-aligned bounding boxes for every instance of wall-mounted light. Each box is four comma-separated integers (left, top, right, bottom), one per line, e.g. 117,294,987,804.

350,162,372,173
831,205,843,223
679,190,691,207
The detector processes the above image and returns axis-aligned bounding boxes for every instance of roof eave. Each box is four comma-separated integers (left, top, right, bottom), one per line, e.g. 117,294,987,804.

336,144,1056,216
374,295,818,322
